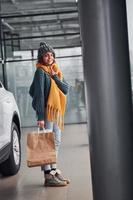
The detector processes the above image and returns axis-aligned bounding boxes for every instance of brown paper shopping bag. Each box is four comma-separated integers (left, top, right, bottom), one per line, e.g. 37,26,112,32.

27,129,56,167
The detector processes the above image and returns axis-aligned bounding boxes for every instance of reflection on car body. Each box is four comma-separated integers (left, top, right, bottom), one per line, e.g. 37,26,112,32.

0,81,21,176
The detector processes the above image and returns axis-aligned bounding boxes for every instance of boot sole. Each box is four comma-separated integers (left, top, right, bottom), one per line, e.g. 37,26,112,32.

56,178,70,184
44,183,67,187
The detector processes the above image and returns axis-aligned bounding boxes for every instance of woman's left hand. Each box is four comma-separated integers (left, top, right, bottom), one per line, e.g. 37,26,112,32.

50,65,57,76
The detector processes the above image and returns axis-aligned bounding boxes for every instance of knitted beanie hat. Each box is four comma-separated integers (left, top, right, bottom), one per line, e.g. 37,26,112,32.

37,42,55,61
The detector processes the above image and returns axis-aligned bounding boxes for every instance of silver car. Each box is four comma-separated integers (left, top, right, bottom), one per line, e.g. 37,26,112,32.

0,81,21,176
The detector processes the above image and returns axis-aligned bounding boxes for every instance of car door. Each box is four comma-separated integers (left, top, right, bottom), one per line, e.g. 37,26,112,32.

0,82,12,149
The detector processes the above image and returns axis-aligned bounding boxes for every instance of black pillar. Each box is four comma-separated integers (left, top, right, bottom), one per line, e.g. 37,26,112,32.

78,0,133,200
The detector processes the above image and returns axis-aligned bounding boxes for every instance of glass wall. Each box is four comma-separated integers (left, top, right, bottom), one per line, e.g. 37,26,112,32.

56,48,86,124
6,60,36,126
6,47,87,127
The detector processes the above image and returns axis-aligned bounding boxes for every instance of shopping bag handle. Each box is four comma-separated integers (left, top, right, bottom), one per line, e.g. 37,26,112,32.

37,127,52,133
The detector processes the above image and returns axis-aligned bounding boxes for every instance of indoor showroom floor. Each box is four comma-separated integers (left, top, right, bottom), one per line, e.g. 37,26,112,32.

0,124,93,200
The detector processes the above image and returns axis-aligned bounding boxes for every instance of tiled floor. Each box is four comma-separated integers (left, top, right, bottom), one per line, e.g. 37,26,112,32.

0,124,93,200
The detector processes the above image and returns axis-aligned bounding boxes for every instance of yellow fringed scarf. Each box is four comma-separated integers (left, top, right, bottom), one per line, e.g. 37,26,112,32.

36,63,66,131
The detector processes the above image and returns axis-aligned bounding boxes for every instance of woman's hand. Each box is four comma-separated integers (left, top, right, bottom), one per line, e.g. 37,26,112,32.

50,64,57,76
50,68,57,76
37,120,45,128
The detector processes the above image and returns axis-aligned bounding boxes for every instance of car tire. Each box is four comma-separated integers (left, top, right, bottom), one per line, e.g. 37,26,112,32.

0,122,21,176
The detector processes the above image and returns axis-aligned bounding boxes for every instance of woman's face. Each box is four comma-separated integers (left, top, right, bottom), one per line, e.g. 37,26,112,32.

42,52,54,66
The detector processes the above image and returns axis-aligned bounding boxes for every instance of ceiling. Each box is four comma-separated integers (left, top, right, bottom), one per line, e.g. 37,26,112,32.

0,0,81,51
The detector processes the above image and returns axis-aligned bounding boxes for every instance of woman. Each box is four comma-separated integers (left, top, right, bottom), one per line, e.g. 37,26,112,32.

29,42,70,187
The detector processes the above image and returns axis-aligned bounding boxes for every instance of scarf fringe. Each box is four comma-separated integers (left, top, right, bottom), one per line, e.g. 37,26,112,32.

46,105,64,131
